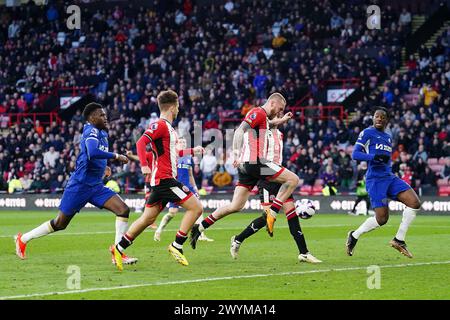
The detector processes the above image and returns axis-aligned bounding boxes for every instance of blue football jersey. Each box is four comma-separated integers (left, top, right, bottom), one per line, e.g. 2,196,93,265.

177,155,194,187
356,127,394,179
66,123,109,188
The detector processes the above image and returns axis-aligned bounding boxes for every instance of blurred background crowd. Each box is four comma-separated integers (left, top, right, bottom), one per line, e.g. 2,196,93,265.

0,0,449,196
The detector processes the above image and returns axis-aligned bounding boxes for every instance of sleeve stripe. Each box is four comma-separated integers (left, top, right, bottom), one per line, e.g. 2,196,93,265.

143,133,153,141
355,142,368,153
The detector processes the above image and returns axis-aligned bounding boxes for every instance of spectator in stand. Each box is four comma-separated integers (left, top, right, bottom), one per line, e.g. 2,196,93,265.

200,148,217,182
441,157,450,182
43,146,60,168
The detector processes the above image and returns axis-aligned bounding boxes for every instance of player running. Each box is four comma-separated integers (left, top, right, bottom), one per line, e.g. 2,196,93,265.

113,90,204,269
190,92,300,249
346,107,421,258
154,137,213,242
15,103,138,265
230,119,321,263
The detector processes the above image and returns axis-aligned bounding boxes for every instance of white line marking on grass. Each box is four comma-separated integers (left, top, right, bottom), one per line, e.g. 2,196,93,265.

1,224,448,239
1,261,449,300
0,224,350,238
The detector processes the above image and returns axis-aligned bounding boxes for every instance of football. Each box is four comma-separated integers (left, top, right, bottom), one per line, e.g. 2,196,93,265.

295,199,317,219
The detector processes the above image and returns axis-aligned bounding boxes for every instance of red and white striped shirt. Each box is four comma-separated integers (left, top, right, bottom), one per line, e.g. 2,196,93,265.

266,128,283,165
137,119,178,186
240,107,269,163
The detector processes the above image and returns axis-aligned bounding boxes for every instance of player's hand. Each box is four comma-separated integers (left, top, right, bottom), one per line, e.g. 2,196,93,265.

373,154,390,163
125,150,133,157
193,146,205,155
141,165,151,175
116,154,129,164
281,112,293,122
103,166,111,179
233,158,241,168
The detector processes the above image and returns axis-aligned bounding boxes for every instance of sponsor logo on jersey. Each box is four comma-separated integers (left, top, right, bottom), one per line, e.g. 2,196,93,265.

250,113,257,120
375,144,392,152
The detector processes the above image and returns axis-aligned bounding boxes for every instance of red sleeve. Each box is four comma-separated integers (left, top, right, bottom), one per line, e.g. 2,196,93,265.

178,148,194,157
243,108,265,129
137,120,166,167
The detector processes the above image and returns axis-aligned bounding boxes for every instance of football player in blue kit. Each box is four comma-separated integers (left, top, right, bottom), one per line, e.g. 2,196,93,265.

153,137,213,242
15,103,138,265
346,107,421,258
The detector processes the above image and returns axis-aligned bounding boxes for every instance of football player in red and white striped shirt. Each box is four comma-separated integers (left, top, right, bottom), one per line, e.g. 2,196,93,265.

190,93,300,249
113,90,204,268
230,114,322,263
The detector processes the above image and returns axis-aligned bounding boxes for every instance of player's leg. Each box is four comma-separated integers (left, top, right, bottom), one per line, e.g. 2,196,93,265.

265,166,300,236
100,193,139,265
349,196,363,215
114,204,162,271
230,180,270,259
346,179,389,256
191,186,251,249
389,180,420,258
15,188,86,259
154,206,178,241
167,194,202,266
283,200,321,263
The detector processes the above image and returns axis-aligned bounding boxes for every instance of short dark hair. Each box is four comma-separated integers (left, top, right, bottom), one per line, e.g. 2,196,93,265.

157,90,178,110
374,106,389,118
82,102,103,120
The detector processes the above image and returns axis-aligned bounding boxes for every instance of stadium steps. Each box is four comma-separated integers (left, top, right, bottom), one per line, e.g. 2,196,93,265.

424,20,450,49
411,15,426,33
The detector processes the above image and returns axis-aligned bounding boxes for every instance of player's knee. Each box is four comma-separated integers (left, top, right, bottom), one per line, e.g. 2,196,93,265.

410,199,421,210
51,219,67,231
117,205,130,218
288,174,300,189
376,215,388,226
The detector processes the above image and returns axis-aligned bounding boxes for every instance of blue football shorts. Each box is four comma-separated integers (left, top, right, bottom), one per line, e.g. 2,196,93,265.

59,183,117,216
366,176,411,209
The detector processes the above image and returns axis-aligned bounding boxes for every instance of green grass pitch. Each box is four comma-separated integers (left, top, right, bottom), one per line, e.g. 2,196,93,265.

0,210,449,300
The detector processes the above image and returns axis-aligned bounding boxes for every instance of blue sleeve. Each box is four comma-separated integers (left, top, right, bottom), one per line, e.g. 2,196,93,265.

85,137,116,160
352,143,374,161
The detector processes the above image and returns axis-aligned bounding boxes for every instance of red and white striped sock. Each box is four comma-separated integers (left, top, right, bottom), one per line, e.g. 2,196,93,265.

199,214,217,232
285,207,297,220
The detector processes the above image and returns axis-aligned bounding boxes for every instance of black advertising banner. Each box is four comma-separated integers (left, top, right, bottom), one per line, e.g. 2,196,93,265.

0,194,449,215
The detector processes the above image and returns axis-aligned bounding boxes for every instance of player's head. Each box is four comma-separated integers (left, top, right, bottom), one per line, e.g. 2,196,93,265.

157,90,179,120
264,93,286,119
82,102,107,129
373,107,389,130
177,137,187,150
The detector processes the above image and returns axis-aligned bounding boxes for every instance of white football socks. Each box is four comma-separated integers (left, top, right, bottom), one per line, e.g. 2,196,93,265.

21,221,54,243
353,217,380,239
115,217,129,245
157,212,175,233
395,207,419,241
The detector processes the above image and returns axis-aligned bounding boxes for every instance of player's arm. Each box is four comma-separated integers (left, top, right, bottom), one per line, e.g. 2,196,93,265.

188,167,199,195
269,112,293,127
85,136,128,163
125,150,140,161
136,134,153,175
232,121,251,166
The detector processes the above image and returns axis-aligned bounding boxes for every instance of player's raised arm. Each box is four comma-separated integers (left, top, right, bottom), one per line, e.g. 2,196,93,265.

269,112,293,127
85,130,127,163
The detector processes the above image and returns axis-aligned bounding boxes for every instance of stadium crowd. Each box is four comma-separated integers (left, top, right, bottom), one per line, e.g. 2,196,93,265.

0,0,449,196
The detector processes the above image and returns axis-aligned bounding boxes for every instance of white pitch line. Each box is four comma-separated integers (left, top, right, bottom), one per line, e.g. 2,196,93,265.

1,224,448,239
0,224,349,238
1,261,449,300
